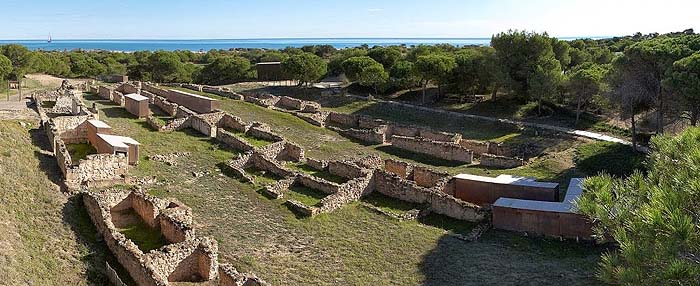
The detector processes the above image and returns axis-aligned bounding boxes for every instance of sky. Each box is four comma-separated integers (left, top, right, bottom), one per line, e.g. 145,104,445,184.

0,0,698,39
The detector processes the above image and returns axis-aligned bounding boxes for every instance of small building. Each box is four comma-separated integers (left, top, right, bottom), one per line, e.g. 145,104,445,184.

86,119,113,146
94,134,141,165
256,62,288,81
124,93,150,118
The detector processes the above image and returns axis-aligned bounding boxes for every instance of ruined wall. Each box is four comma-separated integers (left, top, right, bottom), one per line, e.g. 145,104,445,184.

384,159,412,179
413,166,449,188
326,112,359,127
72,154,129,186
296,174,341,195
417,128,461,143
458,139,490,155
217,114,247,132
216,130,254,152
327,161,366,179
118,83,140,95
480,154,525,169
391,135,473,163
250,153,295,178
318,174,374,213
112,91,125,106
247,124,284,142
188,113,225,138
143,84,171,98
154,96,178,116
372,171,485,222
340,128,386,144
98,86,113,100
276,96,305,110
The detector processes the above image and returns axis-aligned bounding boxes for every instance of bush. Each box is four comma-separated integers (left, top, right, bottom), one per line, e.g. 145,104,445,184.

574,141,645,177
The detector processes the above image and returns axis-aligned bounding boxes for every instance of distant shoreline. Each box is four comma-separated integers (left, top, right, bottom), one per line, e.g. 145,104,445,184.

0,37,611,52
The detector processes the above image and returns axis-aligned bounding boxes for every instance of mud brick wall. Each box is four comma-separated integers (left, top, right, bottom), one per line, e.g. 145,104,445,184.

391,135,473,163
413,166,450,188
327,112,359,127
340,128,386,144
480,154,525,169
98,86,113,100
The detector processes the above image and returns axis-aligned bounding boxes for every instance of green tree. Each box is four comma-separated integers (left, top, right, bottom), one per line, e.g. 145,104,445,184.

0,54,12,81
578,128,700,285
390,60,417,89
567,63,608,125
148,51,189,83
414,54,456,103
665,53,700,126
69,53,106,78
367,46,402,69
453,47,499,100
281,52,327,87
342,56,380,80
356,61,388,94
1,44,33,79
198,56,251,85
528,56,563,115
328,48,367,75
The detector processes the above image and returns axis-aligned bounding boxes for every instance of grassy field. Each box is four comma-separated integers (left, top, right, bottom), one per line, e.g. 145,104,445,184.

0,119,123,285
80,92,606,285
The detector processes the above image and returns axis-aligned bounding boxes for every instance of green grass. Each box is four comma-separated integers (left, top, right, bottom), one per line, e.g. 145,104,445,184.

285,163,348,184
66,143,97,163
286,185,327,207
79,89,604,286
0,120,114,284
223,127,276,148
575,141,646,177
116,212,168,252
245,166,283,186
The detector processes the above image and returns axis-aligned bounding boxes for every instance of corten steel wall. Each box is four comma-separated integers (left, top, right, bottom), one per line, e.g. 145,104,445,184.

86,123,112,148
124,97,149,118
452,177,558,205
492,207,593,239
166,89,220,114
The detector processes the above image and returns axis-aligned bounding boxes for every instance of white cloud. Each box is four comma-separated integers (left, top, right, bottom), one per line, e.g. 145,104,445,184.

367,8,384,13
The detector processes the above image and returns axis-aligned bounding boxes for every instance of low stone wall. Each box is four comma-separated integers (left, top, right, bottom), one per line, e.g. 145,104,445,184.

339,128,386,144
458,139,491,155
154,96,178,116
384,159,412,179
251,153,295,178
318,174,374,213
413,166,450,188
219,264,269,286
391,135,473,163
327,160,366,179
243,93,280,108
117,82,140,94
296,174,341,195
326,112,359,127
216,130,255,152
247,124,284,142
189,112,225,138
83,190,221,286
176,106,196,119
417,128,462,143
480,153,525,169
295,111,328,127
88,85,98,94
372,170,485,222
217,114,246,132
358,116,386,129
276,96,305,110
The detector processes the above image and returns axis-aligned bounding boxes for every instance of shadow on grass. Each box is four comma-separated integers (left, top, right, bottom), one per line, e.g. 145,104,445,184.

361,192,420,214
62,195,137,286
376,145,467,167
418,229,608,286
102,107,136,119
29,128,66,189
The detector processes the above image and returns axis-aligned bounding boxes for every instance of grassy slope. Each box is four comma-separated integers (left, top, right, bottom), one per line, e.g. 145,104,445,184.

83,93,604,285
0,120,109,285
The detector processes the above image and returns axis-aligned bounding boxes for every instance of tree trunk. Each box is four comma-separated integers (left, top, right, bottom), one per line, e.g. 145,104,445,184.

657,84,664,134
538,97,542,116
421,80,427,105
631,112,637,150
491,84,499,101
691,108,699,126
437,84,442,100
575,96,582,126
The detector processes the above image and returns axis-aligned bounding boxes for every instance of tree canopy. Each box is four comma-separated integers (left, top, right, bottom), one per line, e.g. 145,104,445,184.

578,128,700,285
665,52,700,126
198,56,251,85
0,54,12,81
281,52,327,86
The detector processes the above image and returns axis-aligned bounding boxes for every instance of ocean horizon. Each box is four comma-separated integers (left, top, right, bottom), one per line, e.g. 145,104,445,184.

0,37,609,52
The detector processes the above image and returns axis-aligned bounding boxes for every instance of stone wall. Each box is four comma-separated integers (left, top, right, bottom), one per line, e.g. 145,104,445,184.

216,130,254,152
243,93,280,108
391,135,473,163
112,91,125,106
458,139,491,155
480,153,525,169
188,112,225,138
98,86,113,100
372,170,485,222
247,123,284,143
117,83,140,95
339,128,386,144
176,106,196,119
417,128,461,143
384,159,412,179
143,83,170,98
327,161,366,179
217,114,246,132
326,112,359,127
154,96,178,116
296,174,341,195
413,166,450,188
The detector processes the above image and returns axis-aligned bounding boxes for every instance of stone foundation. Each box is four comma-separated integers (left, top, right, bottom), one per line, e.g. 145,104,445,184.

391,135,473,163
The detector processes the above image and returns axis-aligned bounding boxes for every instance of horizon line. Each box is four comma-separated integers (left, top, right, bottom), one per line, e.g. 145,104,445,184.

0,36,617,41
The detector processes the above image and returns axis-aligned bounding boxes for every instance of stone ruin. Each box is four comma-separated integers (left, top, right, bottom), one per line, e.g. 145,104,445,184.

84,189,268,286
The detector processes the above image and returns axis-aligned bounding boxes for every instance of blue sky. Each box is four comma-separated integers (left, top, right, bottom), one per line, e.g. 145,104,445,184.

1,0,698,39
